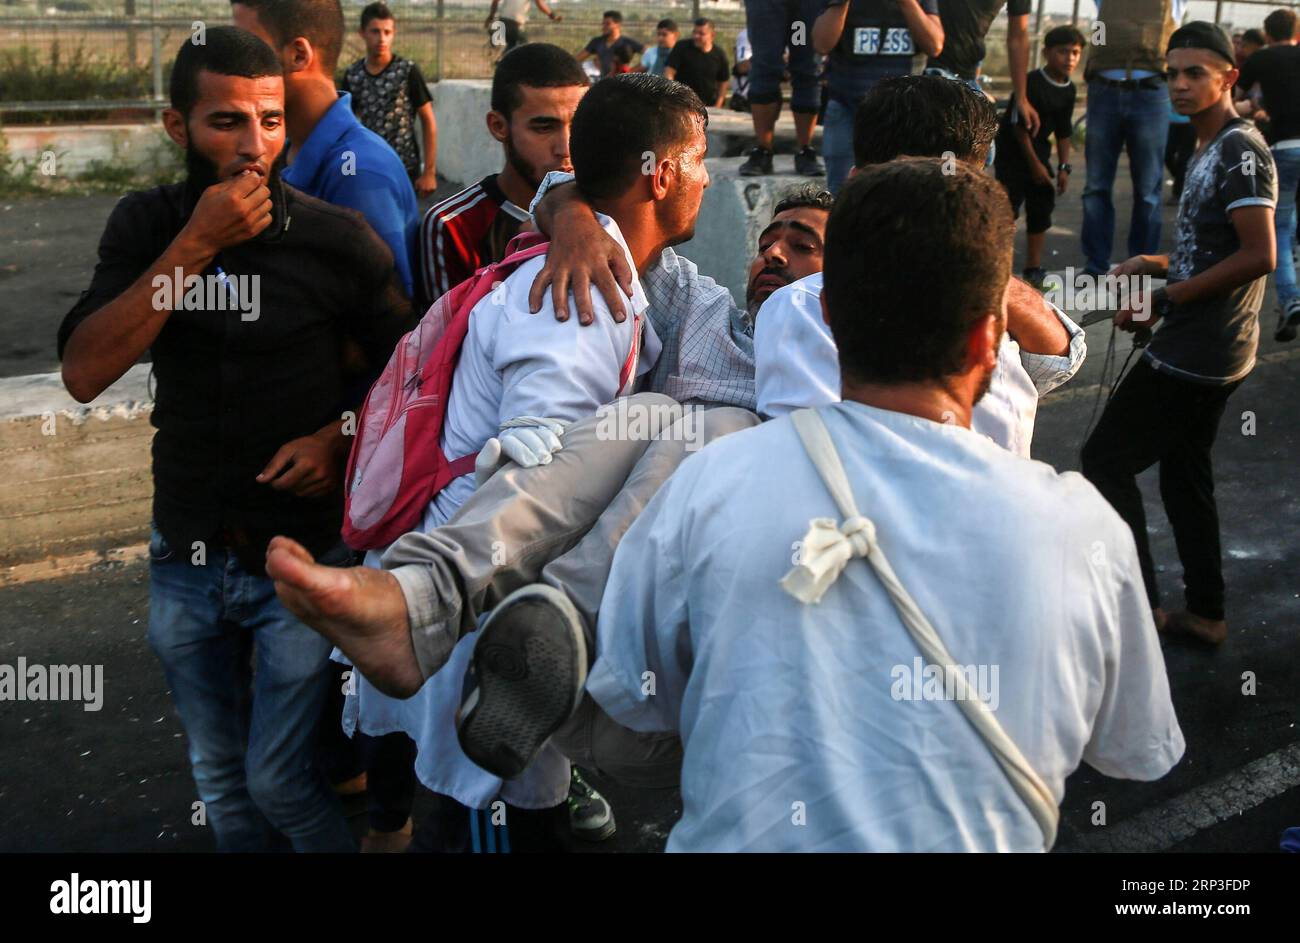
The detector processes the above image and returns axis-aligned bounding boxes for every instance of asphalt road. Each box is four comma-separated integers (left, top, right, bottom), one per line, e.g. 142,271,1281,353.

0,156,1297,853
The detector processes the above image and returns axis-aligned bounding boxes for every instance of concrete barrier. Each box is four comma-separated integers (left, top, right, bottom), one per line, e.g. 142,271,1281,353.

2,123,174,179
0,365,154,568
432,79,497,188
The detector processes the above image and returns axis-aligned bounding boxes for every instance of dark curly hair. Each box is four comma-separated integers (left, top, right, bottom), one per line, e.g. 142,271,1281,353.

853,75,998,169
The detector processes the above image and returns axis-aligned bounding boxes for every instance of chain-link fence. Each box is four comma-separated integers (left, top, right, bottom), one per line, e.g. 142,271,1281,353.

1,0,1298,121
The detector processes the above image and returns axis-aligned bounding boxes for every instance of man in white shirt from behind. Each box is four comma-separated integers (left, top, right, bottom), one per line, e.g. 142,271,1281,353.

591,158,1184,851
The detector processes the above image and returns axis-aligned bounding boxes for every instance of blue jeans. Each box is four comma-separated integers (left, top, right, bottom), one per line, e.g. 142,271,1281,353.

1082,80,1170,273
1272,146,1300,312
743,0,821,112
823,98,855,195
147,529,356,852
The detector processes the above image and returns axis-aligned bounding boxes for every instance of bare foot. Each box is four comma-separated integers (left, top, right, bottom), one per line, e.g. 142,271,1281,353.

1162,609,1227,646
266,536,425,698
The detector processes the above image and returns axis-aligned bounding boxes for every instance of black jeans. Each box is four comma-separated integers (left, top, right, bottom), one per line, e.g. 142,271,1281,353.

1081,359,1243,620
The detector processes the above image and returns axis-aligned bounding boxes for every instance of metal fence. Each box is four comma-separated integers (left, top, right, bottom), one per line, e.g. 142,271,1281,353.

0,4,746,118
1,0,1298,121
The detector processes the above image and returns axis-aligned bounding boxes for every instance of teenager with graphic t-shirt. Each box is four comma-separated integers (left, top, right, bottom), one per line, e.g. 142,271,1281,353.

341,3,437,196
1083,23,1277,649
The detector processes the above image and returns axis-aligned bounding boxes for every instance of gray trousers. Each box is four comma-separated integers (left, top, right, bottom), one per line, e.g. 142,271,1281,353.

383,393,761,786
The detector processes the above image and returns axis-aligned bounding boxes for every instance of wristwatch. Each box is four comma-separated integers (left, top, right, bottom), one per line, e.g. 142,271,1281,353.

1058,163,1072,175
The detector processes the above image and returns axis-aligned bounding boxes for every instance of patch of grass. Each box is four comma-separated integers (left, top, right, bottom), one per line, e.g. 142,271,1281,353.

0,42,158,124
0,130,49,196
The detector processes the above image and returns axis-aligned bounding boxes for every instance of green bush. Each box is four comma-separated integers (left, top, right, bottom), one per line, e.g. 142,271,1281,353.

0,41,151,101
0,41,157,123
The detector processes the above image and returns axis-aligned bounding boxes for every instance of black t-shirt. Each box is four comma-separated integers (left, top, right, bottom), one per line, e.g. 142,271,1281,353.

665,41,731,106
584,35,645,76
57,180,414,571
1237,43,1300,144
996,67,1076,168
342,56,433,177
1147,119,1277,384
928,0,1032,80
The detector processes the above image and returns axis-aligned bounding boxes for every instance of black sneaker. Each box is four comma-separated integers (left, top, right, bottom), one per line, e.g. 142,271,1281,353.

456,584,587,780
567,767,616,842
1022,267,1047,291
794,145,825,177
739,146,774,176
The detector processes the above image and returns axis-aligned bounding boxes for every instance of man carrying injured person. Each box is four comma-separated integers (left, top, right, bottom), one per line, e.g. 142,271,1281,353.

335,72,705,850
265,74,1092,807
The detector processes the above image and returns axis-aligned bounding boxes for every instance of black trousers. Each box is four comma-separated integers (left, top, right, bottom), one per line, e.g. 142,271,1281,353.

362,732,417,832
1081,359,1243,620
502,18,525,50
407,787,570,853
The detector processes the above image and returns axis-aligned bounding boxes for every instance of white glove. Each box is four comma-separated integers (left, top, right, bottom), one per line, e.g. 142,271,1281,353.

473,417,567,487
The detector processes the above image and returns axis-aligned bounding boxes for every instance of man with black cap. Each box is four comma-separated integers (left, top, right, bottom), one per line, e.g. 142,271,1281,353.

1082,21,1277,648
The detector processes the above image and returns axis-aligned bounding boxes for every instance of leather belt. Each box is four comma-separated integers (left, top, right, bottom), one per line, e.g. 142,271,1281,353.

1093,74,1166,91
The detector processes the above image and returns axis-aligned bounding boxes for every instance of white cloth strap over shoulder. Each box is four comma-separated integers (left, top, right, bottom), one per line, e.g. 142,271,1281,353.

779,408,1059,850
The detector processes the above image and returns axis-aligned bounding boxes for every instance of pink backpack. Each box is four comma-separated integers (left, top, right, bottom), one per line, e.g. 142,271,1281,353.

342,233,551,551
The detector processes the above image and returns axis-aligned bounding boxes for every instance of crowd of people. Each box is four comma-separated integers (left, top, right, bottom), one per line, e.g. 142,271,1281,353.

55,0,1293,852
